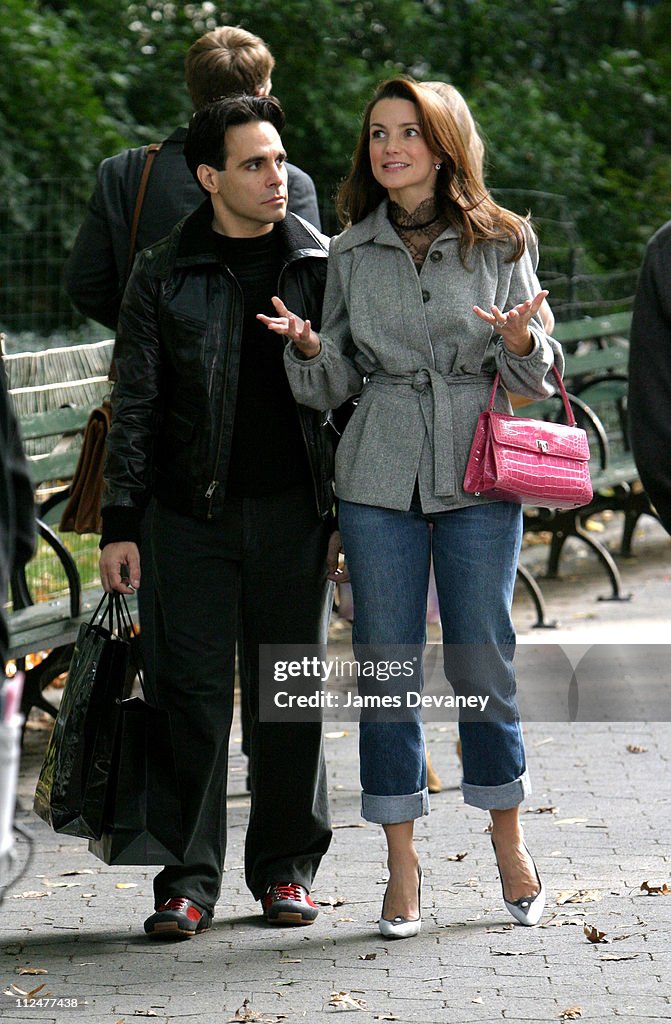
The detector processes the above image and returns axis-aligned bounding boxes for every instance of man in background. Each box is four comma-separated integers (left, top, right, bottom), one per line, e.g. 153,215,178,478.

64,25,321,330
629,219,671,536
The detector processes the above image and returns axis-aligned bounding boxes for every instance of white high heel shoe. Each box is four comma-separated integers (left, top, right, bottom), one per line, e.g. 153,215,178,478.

378,867,422,939
491,839,545,927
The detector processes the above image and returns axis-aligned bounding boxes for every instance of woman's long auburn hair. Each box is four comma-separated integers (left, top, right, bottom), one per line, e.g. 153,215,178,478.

336,77,528,263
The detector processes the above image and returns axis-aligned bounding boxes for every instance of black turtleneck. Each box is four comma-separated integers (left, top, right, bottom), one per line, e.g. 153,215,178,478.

212,227,312,497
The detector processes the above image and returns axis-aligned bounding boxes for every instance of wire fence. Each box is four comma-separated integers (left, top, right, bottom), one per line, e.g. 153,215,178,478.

0,180,637,341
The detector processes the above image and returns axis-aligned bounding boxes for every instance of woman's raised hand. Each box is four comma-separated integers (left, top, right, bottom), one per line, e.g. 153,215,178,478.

257,296,322,358
473,289,549,357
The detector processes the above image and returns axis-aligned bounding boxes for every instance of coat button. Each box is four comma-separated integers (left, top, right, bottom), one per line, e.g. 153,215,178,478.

429,250,443,262
421,289,430,302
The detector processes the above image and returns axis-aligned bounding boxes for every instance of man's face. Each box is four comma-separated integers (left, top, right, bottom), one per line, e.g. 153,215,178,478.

207,120,288,237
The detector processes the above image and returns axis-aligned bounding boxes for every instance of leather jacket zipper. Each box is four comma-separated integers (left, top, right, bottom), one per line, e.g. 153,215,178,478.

207,277,240,518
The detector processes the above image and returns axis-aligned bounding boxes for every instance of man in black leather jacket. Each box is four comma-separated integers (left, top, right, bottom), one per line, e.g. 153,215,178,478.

64,25,321,331
99,96,339,939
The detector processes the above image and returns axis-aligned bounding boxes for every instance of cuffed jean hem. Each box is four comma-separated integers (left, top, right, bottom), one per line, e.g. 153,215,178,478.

461,769,531,811
361,788,430,825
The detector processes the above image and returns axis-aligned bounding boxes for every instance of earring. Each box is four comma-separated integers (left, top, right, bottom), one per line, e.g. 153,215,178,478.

434,163,442,170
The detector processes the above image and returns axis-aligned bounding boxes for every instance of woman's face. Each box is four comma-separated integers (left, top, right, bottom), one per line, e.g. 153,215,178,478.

368,97,439,210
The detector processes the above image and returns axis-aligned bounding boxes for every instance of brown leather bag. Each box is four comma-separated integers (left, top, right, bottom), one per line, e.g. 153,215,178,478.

59,400,112,533
60,143,163,533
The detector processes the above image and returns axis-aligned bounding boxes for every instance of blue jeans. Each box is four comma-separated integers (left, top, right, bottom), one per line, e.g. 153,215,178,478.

338,497,530,824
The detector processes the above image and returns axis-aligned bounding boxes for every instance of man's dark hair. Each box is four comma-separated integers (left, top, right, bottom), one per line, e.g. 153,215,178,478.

184,94,286,184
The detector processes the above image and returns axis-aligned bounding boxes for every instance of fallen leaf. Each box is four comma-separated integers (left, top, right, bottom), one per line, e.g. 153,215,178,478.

472,996,483,1003
358,953,377,961
115,883,138,890
61,869,96,876
599,953,639,961
324,731,349,739
26,984,48,998
524,805,557,814
338,917,355,922
560,1009,582,1021
373,1017,400,1022
228,999,287,1023
491,949,535,956
584,924,608,943
278,959,302,964
446,851,468,861
640,880,670,895
463,877,480,887
540,914,584,928
4,985,28,997
315,895,345,907
82,893,97,898
12,891,50,899
16,967,48,976
134,1012,158,1018
556,889,602,905
329,990,368,1011
38,880,81,888
626,744,648,754
555,817,589,825
332,823,368,830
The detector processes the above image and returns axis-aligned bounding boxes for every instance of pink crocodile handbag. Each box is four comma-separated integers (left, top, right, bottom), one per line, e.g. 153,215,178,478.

463,366,592,509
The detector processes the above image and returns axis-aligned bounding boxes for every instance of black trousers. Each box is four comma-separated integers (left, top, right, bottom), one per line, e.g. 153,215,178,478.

143,484,334,914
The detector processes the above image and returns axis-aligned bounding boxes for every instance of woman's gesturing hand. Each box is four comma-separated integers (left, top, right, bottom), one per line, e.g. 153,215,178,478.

257,295,322,358
472,289,549,357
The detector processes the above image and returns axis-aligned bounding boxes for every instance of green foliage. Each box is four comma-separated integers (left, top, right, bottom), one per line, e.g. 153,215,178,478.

2,0,670,329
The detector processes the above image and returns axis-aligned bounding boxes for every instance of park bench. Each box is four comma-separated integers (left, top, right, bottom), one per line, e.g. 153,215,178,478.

2,339,137,722
519,310,661,620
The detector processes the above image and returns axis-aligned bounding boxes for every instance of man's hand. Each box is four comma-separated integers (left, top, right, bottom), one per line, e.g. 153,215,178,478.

100,541,141,594
257,295,322,358
326,530,350,584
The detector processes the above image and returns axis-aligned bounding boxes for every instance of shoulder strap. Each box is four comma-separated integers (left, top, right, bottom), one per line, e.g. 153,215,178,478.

126,142,163,280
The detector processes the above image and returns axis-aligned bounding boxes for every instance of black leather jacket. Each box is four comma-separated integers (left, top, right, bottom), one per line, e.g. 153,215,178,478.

102,202,334,544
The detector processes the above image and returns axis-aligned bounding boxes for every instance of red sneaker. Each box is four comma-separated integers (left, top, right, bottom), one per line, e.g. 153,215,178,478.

261,883,319,925
144,897,211,939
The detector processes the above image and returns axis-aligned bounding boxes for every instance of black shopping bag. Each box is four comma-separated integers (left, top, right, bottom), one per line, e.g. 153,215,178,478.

33,593,134,839
88,696,185,865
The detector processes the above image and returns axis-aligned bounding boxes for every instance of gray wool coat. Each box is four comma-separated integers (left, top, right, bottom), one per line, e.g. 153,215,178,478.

284,200,565,513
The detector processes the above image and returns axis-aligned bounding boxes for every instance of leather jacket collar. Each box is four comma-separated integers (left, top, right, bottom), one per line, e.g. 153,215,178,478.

174,199,328,267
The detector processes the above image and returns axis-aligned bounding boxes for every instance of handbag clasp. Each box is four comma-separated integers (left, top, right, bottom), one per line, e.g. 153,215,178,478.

536,439,549,453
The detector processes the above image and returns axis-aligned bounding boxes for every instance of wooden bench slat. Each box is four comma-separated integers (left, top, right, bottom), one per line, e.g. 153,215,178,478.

563,347,628,378
19,406,91,439
553,311,632,345
28,450,83,487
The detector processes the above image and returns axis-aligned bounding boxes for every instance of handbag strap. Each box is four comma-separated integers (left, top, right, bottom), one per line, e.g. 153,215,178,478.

109,142,163,385
487,366,576,427
126,142,163,281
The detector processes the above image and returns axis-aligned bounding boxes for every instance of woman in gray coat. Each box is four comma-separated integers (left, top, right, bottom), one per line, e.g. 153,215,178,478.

259,78,563,938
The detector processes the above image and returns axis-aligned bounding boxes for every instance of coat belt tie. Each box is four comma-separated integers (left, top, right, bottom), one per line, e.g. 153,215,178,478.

368,369,495,498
